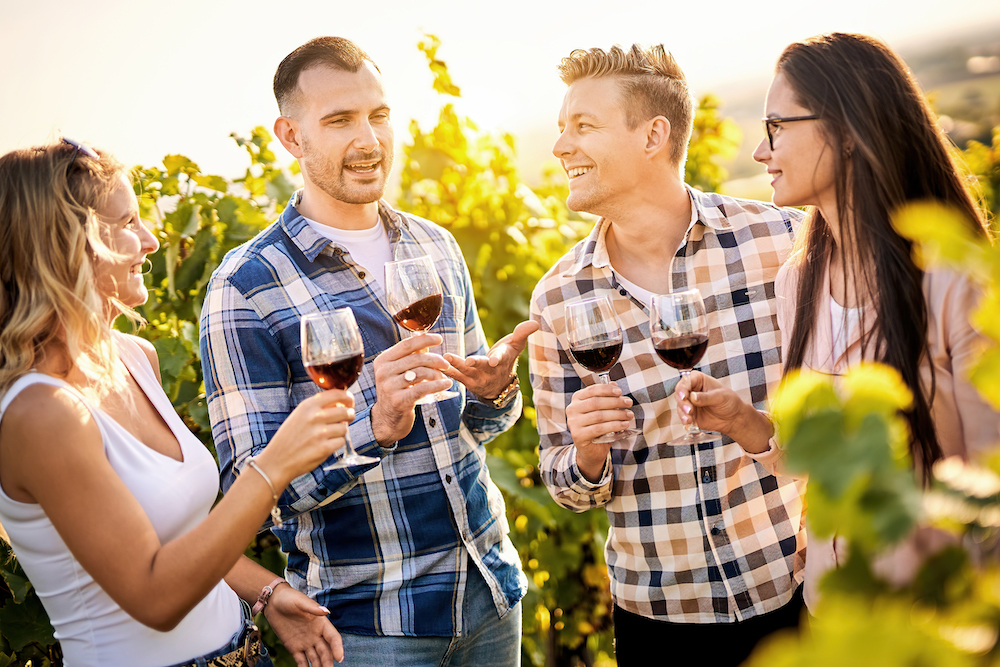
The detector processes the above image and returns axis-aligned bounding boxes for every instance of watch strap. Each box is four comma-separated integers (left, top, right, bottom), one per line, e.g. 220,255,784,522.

491,374,520,409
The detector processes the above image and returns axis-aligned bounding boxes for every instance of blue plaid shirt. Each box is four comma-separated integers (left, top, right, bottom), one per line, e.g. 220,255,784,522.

200,194,527,637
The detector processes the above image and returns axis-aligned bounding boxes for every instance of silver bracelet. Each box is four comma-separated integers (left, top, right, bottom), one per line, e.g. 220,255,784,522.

246,457,282,528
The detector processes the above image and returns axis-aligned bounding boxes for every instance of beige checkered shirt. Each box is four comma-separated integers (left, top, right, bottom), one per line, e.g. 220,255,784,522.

529,186,806,624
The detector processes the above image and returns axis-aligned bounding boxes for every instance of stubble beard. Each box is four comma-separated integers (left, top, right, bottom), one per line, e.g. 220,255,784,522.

304,142,394,206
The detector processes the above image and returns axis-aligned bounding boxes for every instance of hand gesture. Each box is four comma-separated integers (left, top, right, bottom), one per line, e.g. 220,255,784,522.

264,585,344,667
443,320,539,400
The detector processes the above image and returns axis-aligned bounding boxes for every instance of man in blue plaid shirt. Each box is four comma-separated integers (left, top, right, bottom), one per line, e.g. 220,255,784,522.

200,37,532,666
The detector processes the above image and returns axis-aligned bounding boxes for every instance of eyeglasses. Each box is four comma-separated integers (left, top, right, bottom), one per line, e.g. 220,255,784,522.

61,136,98,169
761,116,819,150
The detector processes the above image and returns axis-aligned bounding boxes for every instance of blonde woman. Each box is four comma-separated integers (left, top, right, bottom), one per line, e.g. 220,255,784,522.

0,140,350,666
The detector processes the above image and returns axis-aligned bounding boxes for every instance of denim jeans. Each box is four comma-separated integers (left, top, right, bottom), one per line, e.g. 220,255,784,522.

338,565,522,666
165,599,274,667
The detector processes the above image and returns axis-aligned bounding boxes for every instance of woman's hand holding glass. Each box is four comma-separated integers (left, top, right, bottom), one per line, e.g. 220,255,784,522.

301,308,378,468
649,289,717,445
674,371,775,455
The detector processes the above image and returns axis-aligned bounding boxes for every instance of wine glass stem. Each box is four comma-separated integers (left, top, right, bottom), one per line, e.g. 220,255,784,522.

680,370,700,434
334,398,359,456
598,372,611,385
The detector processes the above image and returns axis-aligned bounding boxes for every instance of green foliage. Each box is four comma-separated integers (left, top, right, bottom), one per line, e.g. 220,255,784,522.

128,126,295,452
685,93,742,192
775,365,921,551
0,541,60,666
748,596,980,667
962,127,1000,224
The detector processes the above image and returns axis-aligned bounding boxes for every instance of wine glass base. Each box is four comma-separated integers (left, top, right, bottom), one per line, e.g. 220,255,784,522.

415,389,460,405
666,430,718,446
324,453,380,470
592,427,641,444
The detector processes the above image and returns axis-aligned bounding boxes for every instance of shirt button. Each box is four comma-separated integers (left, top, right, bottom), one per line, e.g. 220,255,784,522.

333,247,343,255
445,474,452,483
429,418,437,427
702,472,711,483
711,523,722,536
358,271,366,279
619,289,627,296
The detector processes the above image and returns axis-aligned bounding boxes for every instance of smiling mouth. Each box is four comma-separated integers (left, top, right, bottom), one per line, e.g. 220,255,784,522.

345,160,380,174
567,167,592,179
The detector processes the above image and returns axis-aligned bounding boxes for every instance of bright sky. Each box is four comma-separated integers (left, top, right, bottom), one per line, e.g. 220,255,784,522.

3,0,999,179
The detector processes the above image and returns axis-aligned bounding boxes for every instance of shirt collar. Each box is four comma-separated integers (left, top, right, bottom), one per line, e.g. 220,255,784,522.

280,191,408,262
562,184,731,278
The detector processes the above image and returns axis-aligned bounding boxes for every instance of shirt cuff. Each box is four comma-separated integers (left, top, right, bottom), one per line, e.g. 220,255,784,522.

571,452,613,490
743,411,790,476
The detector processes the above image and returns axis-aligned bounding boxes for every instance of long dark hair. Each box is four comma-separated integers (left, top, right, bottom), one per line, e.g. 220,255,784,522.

778,33,990,481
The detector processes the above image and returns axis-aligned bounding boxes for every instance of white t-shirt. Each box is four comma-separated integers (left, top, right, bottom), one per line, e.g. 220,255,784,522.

830,298,862,362
0,334,241,666
612,270,653,310
305,216,393,291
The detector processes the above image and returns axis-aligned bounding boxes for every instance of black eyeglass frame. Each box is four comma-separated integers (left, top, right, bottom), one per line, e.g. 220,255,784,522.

61,136,99,169
761,116,820,150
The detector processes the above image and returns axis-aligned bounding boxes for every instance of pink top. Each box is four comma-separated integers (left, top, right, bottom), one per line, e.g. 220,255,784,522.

751,260,1000,610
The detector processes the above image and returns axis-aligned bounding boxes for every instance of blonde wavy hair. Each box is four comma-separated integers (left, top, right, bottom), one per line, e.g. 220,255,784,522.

0,141,142,402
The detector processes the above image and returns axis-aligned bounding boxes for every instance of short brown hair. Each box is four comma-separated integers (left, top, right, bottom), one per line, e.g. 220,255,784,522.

558,44,694,165
273,36,379,114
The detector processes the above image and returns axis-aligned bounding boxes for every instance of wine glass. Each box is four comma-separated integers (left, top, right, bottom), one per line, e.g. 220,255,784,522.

301,308,379,468
650,288,715,445
564,296,641,444
385,255,459,405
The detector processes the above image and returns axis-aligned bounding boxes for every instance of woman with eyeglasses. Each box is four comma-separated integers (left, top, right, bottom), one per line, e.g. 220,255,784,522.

675,32,998,611
0,140,350,666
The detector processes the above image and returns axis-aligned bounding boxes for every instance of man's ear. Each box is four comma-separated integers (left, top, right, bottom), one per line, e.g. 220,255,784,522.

274,116,304,158
646,116,671,157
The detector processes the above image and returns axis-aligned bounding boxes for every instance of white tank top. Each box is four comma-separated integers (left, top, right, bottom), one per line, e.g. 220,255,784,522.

0,334,241,666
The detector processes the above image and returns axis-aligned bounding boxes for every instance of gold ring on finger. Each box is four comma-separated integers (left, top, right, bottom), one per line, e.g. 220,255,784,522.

404,370,417,383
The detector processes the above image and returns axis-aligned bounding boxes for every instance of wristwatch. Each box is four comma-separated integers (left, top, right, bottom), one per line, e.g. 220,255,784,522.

489,374,520,409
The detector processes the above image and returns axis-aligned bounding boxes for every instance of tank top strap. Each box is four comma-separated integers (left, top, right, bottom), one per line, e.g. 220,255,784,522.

0,373,80,419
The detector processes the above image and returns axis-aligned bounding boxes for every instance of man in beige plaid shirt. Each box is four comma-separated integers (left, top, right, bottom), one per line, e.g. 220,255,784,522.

528,44,807,666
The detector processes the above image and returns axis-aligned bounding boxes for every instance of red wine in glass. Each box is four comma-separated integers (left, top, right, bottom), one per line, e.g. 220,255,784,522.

650,289,715,445
306,353,364,391
565,296,640,444
393,294,443,332
570,341,624,374
386,256,458,404
301,309,379,468
654,334,709,371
